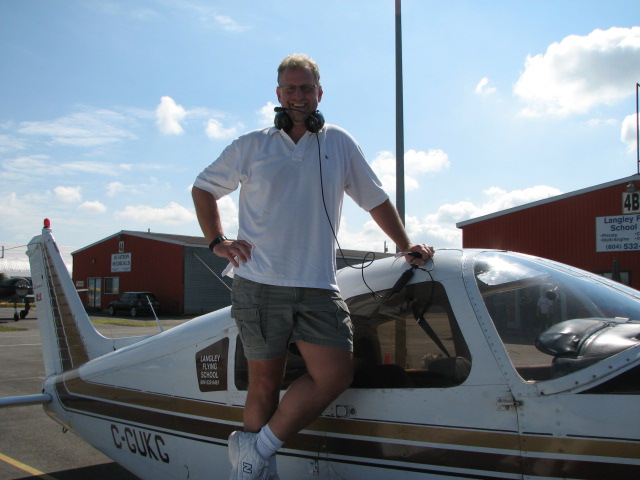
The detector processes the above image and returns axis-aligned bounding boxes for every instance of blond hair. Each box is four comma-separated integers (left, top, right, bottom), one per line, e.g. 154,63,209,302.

277,54,321,86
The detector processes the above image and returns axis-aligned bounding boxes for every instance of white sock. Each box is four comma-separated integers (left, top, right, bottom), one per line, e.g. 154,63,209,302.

256,423,284,460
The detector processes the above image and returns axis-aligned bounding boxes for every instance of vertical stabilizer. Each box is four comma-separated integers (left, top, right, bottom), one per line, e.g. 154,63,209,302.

27,220,114,376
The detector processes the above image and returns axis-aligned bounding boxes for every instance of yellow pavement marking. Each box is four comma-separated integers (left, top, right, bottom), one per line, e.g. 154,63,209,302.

0,452,58,479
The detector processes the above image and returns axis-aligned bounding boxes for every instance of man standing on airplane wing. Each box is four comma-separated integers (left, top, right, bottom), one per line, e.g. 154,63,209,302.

192,53,433,480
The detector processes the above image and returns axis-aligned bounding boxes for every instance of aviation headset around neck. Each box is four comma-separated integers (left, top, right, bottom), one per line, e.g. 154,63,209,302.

274,108,325,133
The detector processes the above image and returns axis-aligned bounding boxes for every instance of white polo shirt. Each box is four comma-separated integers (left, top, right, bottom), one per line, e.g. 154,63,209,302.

194,124,388,290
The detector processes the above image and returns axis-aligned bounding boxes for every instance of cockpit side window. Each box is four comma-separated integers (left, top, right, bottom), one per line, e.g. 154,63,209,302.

234,280,471,391
347,281,471,389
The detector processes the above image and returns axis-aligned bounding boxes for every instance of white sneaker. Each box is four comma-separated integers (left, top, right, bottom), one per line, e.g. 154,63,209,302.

228,431,269,480
267,454,280,479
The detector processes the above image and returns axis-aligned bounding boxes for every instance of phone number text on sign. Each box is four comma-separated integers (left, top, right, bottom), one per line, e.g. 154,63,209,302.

596,215,640,252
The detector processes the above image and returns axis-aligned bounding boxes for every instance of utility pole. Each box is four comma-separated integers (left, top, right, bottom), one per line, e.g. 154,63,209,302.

395,0,405,232
632,83,640,175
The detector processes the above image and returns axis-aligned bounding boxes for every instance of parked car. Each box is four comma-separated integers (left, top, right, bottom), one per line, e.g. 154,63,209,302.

107,292,160,317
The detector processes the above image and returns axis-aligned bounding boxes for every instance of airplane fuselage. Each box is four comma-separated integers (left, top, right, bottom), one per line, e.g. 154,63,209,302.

15,226,640,479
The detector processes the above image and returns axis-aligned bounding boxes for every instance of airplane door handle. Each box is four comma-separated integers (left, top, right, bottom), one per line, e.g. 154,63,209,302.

497,397,522,411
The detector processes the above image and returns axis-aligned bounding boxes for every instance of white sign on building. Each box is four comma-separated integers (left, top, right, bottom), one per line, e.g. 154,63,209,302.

111,253,132,272
596,215,640,252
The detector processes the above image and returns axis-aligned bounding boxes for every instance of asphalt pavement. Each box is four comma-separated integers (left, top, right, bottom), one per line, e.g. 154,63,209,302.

0,307,188,480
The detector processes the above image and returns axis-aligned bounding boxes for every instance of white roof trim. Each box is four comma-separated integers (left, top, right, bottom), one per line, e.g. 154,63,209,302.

456,174,640,228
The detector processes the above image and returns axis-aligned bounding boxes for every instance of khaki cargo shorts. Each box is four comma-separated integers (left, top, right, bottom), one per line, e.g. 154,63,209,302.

231,276,353,360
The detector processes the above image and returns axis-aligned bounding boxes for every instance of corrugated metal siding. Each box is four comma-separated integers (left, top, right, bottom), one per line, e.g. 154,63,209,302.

461,181,640,289
183,246,232,315
72,234,184,313
73,241,114,287
124,235,184,315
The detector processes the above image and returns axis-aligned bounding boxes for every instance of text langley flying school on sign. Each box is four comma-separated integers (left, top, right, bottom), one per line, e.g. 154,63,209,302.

596,215,640,252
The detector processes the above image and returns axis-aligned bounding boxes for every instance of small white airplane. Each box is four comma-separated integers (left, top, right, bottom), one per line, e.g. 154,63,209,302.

1,220,639,479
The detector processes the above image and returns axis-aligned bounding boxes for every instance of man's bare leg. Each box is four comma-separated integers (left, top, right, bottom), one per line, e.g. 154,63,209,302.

244,355,287,433
267,342,353,441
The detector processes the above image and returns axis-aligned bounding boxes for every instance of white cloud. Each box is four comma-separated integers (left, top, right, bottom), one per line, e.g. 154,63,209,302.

259,101,278,126
155,96,187,135
213,14,249,33
475,77,496,96
586,118,618,128
478,185,563,214
54,186,82,203
216,195,240,238
89,1,248,32
405,185,564,248
60,160,123,176
78,200,107,213
2,154,50,181
0,192,24,225
405,149,451,174
18,110,137,146
180,3,249,32
115,201,195,225
0,134,27,153
106,181,141,197
514,27,640,116
205,118,241,140
372,151,413,192
621,113,638,153
371,149,450,193
335,216,391,253
406,211,468,248
2,155,128,182
0,190,60,241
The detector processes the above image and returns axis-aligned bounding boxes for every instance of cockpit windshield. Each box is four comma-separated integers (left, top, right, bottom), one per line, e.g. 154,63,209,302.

475,252,640,382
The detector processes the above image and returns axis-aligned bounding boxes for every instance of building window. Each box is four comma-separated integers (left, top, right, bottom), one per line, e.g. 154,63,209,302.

104,277,120,295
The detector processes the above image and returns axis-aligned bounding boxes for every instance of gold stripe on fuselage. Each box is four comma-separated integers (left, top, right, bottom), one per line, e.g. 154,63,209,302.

54,372,639,469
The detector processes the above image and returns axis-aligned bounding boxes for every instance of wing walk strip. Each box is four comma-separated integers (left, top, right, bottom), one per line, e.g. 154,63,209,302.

54,372,639,479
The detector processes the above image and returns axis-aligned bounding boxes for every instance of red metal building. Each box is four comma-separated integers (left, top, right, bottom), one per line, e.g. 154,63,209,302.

457,175,640,290
72,231,388,316
72,231,231,315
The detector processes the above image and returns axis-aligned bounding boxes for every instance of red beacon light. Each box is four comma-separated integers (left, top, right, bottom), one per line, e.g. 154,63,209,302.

44,218,51,229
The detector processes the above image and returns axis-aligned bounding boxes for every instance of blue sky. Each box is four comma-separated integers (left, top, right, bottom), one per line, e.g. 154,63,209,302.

1,0,639,260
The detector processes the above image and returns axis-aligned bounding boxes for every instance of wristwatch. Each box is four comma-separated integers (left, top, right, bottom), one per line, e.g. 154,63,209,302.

208,236,227,251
